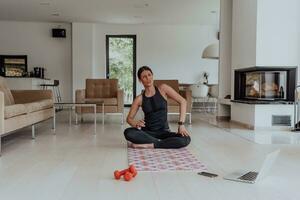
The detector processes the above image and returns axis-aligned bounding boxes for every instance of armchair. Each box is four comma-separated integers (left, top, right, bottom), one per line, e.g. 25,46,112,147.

75,79,124,124
154,80,192,124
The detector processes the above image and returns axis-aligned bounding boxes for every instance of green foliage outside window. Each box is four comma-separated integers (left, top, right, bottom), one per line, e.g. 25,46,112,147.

109,38,134,103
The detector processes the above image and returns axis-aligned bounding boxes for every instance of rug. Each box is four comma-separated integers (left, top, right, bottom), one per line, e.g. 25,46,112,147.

127,147,207,172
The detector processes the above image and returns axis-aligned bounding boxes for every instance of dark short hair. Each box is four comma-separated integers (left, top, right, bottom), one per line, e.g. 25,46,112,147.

137,66,153,79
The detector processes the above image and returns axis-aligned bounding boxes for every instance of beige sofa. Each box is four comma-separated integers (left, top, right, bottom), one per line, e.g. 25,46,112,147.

0,77,54,155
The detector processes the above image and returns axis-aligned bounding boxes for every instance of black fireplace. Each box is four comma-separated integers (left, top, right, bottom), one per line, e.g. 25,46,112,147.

234,67,297,102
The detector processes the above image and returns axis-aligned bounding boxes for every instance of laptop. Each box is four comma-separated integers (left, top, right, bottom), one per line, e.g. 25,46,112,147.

223,149,280,184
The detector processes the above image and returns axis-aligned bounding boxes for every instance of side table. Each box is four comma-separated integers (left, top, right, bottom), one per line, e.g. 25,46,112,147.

53,102,104,134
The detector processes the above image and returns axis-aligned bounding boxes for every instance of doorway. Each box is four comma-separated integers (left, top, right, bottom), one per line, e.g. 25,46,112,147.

106,35,136,106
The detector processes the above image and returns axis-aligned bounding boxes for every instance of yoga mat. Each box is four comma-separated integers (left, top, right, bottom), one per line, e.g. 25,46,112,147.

128,147,207,172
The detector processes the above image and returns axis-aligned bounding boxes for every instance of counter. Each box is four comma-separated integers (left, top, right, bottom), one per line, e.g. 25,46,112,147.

5,77,53,90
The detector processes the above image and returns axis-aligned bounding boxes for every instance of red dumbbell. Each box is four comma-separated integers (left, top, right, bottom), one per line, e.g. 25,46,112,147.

127,164,137,177
114,168,128,180
114,164,138,180
124,171,133,181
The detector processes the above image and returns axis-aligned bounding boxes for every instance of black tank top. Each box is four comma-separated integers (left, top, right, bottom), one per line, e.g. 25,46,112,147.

142,86,169,131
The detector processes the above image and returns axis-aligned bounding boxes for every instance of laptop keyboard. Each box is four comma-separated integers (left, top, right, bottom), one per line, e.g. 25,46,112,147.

238,171,258,181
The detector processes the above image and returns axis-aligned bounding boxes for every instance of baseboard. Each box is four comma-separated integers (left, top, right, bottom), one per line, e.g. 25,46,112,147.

253,126,292,131
230,120,293,131
230,120,255,130
216,116,230,121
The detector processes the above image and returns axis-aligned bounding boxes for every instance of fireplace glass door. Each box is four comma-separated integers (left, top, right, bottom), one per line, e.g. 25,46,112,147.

245,71,287,100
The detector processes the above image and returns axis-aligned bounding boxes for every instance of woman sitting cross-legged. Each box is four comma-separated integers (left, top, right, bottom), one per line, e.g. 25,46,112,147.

124,66,191,149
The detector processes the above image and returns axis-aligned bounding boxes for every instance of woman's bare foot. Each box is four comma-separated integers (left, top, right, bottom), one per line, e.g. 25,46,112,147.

131,143,154,149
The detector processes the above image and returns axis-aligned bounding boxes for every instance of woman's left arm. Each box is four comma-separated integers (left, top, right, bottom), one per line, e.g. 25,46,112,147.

160,84,189,136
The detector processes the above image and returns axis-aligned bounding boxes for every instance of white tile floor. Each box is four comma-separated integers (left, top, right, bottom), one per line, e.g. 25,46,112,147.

0,111,300,200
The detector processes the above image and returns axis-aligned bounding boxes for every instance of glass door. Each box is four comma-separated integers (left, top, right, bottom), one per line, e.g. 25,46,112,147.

106,35,136,106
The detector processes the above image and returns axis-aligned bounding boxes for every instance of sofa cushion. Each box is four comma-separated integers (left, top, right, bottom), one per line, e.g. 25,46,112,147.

85,98,117,105
0,76,15,105
25,99,53,113
4,104,27,119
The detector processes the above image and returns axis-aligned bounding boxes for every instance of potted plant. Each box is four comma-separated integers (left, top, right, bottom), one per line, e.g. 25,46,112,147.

190,72,209,98
203,72,209,84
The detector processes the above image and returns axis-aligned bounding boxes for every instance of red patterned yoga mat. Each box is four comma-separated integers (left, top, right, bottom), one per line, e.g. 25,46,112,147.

128,147,207,172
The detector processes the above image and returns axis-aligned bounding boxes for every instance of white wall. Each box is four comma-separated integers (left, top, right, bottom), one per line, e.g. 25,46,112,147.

72,23,95,96
73,23,219,95
218,0,232,117
230,0,258,123
231,103,255,126
256,0,300,67
0,21,72,101
231,0,300,70
231,0,257,70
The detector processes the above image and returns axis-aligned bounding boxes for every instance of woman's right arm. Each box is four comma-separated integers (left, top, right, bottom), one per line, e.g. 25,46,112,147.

126,95,145,128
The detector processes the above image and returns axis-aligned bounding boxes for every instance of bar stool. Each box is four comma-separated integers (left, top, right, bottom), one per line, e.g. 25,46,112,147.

40,80,62,103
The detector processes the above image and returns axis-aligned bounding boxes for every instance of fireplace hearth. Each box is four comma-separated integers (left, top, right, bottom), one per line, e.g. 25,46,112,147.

234,67,297,103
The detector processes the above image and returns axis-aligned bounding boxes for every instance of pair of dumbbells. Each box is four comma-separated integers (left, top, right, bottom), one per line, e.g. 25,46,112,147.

114,164,138,181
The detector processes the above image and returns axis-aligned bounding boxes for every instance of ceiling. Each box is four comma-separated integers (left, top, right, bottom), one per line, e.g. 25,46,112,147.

0,0,220,25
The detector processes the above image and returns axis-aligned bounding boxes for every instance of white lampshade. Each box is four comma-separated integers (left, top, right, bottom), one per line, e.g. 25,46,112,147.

202,43,219,59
